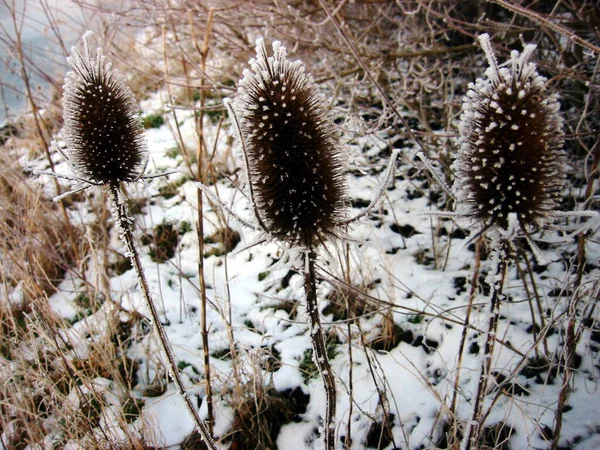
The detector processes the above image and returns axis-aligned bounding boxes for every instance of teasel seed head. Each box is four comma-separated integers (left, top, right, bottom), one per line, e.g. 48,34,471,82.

234,39,347,248
62,31,147,185
453,34,565,233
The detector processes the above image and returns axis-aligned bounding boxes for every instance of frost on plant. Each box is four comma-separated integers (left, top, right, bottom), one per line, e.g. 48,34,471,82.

453,34,565,233
62,31,148,186
233,39,347,248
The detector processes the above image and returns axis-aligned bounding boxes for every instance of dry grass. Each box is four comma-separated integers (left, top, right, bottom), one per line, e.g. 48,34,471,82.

0,150,79,300
0,288,158,449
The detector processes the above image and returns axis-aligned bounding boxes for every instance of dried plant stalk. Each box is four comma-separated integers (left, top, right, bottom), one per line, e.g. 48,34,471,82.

233,39,347,449
454,34,566,450
46,31,217,450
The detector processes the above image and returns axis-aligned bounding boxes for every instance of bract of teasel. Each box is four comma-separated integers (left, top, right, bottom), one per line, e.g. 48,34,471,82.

232,38,347,249
453,34,566,235
62,30,148,186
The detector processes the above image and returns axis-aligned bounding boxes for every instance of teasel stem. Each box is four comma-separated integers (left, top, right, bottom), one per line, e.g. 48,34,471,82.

461,245,509,450
304,248,336,450
231,39,349,448
109,182,217,450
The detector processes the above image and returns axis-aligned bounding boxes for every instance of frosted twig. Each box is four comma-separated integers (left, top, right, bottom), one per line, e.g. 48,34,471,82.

491,0,600,55
416,151,454,199
195,180,259,231
341,148,400,225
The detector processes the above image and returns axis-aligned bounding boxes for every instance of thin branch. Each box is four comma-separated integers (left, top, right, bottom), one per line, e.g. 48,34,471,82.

490,0,600,55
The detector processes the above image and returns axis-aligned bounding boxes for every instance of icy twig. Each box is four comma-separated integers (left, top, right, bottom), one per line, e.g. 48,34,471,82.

341,148,400,225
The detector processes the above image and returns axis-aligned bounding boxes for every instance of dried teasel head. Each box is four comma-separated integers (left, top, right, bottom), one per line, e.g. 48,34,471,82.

233,39,346,248
453,34,565,233
62,31,147,186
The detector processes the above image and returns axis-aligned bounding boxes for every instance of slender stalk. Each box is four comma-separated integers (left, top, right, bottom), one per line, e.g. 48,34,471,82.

194,7,216,433
462,248,509,450
109,182,217,450
449,236,483,419
491,0,600,55
162,25,194,177
343,241,353,449
550,309,576,450
345,316,353,450
514,252,550,356
304,249,336,450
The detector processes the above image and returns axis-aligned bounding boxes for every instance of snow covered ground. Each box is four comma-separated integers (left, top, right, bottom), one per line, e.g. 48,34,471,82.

21,79,599,450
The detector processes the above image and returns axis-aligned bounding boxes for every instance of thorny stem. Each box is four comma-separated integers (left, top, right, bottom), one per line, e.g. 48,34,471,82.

304,249,336,450
109,182,217,450
462,248,509,450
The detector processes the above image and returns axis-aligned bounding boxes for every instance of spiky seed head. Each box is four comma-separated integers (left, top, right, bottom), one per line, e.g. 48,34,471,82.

62,31,147,185
453,34,565,232
234,39,346,248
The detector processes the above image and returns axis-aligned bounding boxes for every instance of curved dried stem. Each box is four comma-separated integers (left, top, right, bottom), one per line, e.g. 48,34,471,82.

224,98,270,234
449,235,484,422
